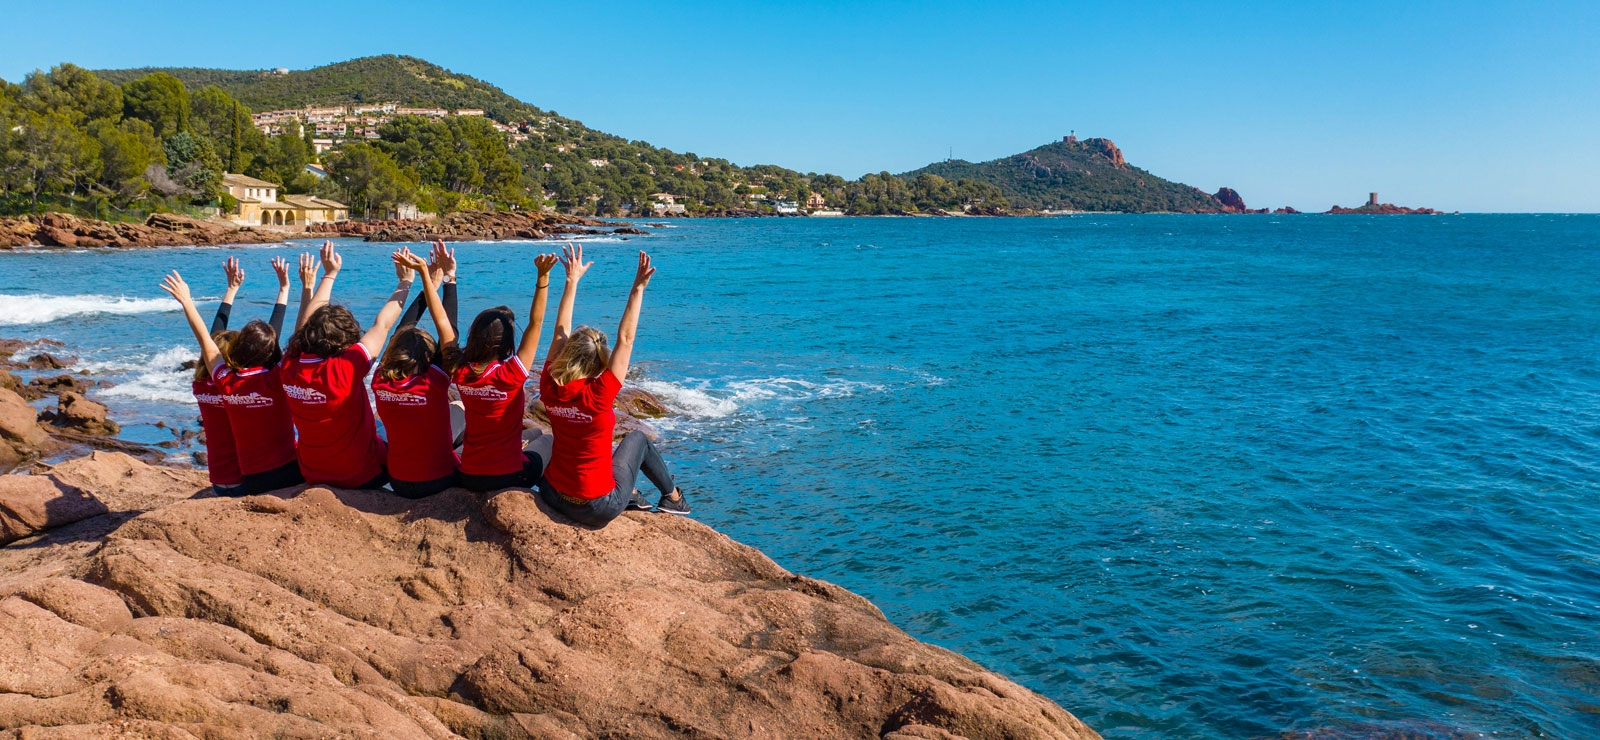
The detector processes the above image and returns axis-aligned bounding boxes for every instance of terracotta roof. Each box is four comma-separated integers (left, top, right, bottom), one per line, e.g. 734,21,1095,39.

282,195,348,210
223,173,279,189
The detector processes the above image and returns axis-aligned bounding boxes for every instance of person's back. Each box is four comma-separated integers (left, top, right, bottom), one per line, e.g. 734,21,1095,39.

452,354,530,479
375,363,457,486
540,355,621,499
280,339,385,488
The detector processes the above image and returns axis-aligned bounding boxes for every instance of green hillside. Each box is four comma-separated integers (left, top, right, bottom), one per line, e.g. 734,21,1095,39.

901,137,1225,212
94,56,551,124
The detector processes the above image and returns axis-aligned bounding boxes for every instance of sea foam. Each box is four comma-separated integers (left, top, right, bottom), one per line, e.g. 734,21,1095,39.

0,294,174,325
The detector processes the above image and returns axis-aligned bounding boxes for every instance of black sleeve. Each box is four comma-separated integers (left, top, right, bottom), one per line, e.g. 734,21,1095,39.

268,302,287,340
210,302,232,334
443,281,458,334
398,290,427,330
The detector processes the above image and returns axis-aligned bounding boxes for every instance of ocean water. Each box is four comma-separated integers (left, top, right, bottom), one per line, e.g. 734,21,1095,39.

1,215,1596,740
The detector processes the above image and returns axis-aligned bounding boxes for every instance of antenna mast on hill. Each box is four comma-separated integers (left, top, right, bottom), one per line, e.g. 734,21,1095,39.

947,146,953,162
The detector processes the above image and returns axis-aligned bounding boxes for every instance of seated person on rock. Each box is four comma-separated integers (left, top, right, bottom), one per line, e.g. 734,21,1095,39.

445,250,559,493
374,241,468,498
538,243,688,526
279,241,412,490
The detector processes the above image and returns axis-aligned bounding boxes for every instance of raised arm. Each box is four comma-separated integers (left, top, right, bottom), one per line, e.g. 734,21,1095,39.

431,240,459,331
546,242,592,360
269,255,290,338
303,240,341,320
161,271,225,374
358,248,416,358
294,251,319,330
396,248,456,345
608,251,655,383
211,257,244,333
517,253,559,369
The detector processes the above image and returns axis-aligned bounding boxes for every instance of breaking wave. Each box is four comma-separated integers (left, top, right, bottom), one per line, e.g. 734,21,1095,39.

98,346,197,405
0,294,173,325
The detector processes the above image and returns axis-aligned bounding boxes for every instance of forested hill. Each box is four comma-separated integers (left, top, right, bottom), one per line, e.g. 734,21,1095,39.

95,56,554,128
900,137,1227,213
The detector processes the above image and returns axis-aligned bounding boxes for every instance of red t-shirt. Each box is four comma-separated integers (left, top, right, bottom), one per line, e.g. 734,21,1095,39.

451,356,530,477
278,344,387,488
192,376,243,487
540,360,622,499
210,364,298,476
373,365,459,483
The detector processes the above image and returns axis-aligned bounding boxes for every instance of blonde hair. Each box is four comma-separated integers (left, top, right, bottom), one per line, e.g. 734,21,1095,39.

198,330,237,382
550,326,610,386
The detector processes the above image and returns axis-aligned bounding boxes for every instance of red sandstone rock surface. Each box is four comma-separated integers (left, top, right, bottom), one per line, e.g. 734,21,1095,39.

307,210,641,242
1212,187,1248,213
0,452,1100,739
1083,138,1126,169
0,213,283,249
1324,202,1441,215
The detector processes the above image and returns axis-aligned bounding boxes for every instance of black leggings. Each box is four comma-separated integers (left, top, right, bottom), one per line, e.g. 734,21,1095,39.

459,430,553,493
540,430,675,527
241,460,305,495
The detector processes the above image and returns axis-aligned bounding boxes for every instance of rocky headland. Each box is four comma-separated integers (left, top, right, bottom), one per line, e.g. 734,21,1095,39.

0,213,284,249
1325,200,1442,215
307,211,647,242
0,448,1099,739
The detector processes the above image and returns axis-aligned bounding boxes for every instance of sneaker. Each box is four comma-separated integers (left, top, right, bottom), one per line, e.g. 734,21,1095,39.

656,488,691,515
625,489,652,511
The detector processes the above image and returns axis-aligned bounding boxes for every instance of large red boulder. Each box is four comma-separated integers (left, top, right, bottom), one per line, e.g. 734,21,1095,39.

0,475,108,544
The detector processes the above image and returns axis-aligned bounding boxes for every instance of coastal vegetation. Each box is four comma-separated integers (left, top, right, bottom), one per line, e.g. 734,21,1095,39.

5,56,1230,219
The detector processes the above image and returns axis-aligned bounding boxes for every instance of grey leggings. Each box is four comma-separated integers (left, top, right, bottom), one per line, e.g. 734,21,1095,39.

540,430,675,527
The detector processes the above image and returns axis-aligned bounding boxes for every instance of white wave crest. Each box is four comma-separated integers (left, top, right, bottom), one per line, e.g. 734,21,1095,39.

99,346,197,405
630,376,884,420
0,294,173,325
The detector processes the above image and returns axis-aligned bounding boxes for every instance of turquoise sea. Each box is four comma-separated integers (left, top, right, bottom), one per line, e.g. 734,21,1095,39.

0,215,1596,739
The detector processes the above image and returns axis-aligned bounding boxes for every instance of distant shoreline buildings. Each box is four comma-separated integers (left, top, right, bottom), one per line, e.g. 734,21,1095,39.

250,104,530,150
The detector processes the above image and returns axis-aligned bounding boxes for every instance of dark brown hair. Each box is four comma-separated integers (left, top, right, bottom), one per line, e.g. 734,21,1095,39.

224,321,281,370
289,304,362,358
445,306,515,374
377,326,438,381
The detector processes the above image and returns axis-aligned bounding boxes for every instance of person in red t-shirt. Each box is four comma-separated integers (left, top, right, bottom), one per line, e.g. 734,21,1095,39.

161,269,301,496
374,242,465,498
538,244,687,527
447,250,560,492
192,256,291,496
279,241,413,489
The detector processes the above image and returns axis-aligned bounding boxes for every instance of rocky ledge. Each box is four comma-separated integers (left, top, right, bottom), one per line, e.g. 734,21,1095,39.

1324,202,1442,215
0,451,1099,739
307,211,647,242
0,213,284,249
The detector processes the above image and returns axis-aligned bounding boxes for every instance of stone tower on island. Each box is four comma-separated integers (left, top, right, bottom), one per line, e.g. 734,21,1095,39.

1368,192,1379,207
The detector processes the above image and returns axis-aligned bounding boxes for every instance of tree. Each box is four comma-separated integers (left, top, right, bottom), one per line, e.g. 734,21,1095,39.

162,131,222,203
20,64,123,127
190,85,251,172
90,117,163,201
0,110,100,210
121,72,190,138
325,142,415,217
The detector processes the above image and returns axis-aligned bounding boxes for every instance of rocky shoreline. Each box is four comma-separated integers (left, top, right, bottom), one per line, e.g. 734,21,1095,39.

0,213,284,249
307,210,650,242
0,335,1100,738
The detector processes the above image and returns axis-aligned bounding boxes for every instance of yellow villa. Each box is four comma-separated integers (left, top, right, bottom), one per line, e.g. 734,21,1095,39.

223,174,349,228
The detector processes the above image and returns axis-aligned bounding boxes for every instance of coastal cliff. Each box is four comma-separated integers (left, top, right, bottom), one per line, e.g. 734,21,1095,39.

0,452,1099,739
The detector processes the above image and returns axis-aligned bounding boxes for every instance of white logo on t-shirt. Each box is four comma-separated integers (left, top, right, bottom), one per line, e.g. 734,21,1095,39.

195,392,225,406
375,389,427,407
283,384,329,404
546,405,594,423
458,385,509,401
224,392,274,408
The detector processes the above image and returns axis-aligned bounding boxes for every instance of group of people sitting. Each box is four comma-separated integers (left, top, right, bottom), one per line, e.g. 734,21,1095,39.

162,240,688,528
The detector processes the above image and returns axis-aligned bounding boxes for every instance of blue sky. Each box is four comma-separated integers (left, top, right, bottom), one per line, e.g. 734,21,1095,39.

3,1,1597,212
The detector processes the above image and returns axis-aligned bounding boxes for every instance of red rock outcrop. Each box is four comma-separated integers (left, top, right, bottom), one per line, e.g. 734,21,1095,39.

39,392,119,437
1325,201,1441,215
0,213,283,249
1212,187,1248,213
0,452,1100,739
0,476,107,545
1083,138,1126,169
1273,206,1302,215
0,388,54,471
307,210,640,242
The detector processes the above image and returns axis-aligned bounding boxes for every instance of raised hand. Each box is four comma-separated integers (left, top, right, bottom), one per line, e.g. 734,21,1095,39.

430,239,456,282
297,252,318,287
560,242,592,282
271,256,290,289
159,271,194,305
319,240,341,277
393,247,427,278
223,257,244,289
535,253,558,276
632,250,655,288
